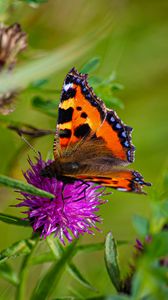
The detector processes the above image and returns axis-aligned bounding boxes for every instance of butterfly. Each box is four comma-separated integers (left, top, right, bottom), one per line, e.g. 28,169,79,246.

41,68,151,194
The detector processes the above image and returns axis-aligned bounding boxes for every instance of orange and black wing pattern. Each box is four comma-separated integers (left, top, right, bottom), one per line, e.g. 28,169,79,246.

52,67,151,194
96,108,135,163
54,68,106,158
75,170,151,194
54,68,134,164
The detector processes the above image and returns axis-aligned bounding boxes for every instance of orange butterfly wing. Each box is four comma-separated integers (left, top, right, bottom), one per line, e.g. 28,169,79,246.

54,68,106,158
95,109,135,163
54,68,134,165
52,67,151,194
75,170,151,194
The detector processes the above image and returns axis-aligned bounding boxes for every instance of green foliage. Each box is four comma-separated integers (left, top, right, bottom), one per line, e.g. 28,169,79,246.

0,237,37,264
24,0,47,4
0,213,29,227
30,240,77,300
133,215,150,237
99,175,168,300
89,72,124,110
81,57,100,74
0,262,19,286
104,232,121,292
32,96,57,117
0,174,54,199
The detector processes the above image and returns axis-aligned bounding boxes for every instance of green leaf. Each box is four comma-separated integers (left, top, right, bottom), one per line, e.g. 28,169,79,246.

68,262,96,291
133,215,149,237
111,83,124,91
81,57,100,73
105,97,124,109
0,237,37,264
104,232,121,292
0,262,19,286
32,96,56,117
0,174,54,199
0,213,30,227
30,240,77,300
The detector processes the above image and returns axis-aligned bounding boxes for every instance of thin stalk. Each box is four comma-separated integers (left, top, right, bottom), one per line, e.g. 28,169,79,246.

15,235,39,300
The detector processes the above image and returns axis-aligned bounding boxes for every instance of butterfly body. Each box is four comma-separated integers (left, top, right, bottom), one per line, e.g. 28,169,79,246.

42,68,151,193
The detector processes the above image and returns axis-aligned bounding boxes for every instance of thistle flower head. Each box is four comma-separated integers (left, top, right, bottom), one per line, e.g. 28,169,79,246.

17,155,106,243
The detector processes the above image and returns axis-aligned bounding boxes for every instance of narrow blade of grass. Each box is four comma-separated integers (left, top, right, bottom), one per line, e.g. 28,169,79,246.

0,237,37,264
0,213,30,227
68,262,96,291
0,262,19,286
0,174,54,199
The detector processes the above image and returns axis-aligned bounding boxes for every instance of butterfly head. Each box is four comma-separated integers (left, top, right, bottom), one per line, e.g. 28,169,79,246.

40,161,60,178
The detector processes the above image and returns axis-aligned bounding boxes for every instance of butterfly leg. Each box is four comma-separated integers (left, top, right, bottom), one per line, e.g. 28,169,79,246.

73,180,91,202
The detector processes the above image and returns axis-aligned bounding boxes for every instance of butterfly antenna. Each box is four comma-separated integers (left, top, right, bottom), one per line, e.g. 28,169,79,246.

20,134,38,155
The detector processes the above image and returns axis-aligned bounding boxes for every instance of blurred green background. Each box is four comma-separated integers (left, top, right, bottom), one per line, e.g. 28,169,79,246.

0,0,168,298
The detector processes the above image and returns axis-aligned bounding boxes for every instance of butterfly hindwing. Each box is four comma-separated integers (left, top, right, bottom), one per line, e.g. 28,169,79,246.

95,109,135,164
72,169,151,194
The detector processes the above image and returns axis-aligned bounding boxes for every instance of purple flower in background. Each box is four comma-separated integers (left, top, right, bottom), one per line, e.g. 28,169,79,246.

17,154,106,243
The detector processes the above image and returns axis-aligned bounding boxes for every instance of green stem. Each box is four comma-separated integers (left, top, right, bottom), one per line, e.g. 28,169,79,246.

15,235,39,300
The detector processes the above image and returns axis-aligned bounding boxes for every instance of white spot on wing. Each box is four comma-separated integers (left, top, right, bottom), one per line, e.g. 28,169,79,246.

117,188,127,192
64,83,73,91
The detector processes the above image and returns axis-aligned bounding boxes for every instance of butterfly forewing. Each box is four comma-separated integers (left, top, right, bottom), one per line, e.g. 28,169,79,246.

54,68,106,158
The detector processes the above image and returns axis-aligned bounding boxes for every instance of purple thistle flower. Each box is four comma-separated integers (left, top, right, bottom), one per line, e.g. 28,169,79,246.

17,154,106,243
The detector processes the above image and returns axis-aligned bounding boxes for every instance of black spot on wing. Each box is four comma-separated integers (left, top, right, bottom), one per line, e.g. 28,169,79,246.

59,129,71,138
74,124,91,138
61,88,76,101
58,107,73,124
81,112,87,119
76,106,82,111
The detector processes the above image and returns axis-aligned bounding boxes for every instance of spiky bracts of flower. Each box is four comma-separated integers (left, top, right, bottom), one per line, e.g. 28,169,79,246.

17,155,106,243
0,23,27,70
